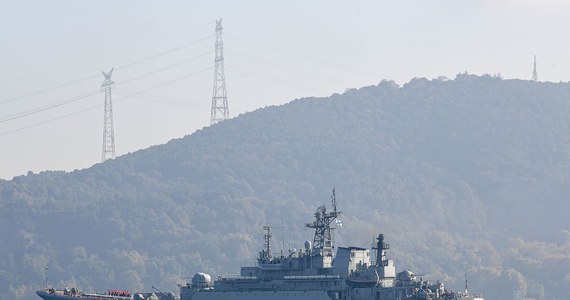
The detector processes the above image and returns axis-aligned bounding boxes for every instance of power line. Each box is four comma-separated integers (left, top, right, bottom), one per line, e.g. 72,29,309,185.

0,52,211,123
115,88,209,110
118,51,212,85
0,75,100,105
116,35,213,70
0,90,101,124
0,68,213,137
1,35,213,106
115,66,213,103
225,48,364,87
225,33,392,79
225,64,331,94
3,22,212,86
0,104,101,137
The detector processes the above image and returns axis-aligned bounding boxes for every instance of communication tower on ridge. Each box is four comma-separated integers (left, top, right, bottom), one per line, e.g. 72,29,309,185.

532,55,538,82
101,68,116,162
210,19,229,125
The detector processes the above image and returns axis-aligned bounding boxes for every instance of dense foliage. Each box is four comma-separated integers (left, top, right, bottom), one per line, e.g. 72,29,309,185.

1,74,570,300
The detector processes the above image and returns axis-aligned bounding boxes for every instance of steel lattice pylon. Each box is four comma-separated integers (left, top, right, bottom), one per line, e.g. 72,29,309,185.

210,19,229,125
101,68,116,162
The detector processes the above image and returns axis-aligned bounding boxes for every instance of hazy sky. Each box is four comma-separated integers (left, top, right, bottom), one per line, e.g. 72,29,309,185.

1,0,569,179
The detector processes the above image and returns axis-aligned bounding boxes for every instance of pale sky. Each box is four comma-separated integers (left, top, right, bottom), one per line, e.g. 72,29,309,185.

1,0,569,179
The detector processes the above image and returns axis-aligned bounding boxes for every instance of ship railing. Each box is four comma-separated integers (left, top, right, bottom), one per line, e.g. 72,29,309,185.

467,292,484,298
284,275,340,280
83,293,131,299
218,274,258,280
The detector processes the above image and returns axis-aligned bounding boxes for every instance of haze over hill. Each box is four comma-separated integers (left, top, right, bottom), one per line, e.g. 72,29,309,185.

2,74,570,300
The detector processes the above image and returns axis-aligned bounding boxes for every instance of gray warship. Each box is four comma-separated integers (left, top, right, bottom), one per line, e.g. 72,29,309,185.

36,287,177,300
181,190,483,300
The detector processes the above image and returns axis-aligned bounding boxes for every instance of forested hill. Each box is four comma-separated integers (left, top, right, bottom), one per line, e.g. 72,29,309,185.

2,74,570,300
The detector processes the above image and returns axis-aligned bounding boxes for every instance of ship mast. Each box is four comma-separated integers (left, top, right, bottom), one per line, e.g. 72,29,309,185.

262,225,272,259
305,189,341,258
372,234,390,266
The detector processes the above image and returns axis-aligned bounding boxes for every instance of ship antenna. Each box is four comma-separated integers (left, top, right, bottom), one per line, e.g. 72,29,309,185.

44,265,48,289
464,272,468,293
331,188,337,215
263,225,272,259
374,234,389,267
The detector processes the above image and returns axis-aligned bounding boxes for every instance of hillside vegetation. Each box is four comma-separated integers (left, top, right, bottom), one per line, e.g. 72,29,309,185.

1,74,570,300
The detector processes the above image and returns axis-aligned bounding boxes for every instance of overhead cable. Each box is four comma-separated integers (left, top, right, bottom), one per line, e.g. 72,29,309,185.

0,68,213,137
225,33,392,79
225,64,330,94
225,48,363,86
0,52,212,122
118,51,212,85
1,35,213,105
0,90,101,124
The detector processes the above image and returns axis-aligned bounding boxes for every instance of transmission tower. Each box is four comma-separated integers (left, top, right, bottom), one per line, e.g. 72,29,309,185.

210,18,229,125
532,55,538,82
101,68,116,162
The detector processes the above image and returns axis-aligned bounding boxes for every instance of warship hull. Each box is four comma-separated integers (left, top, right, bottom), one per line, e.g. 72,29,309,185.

36,290,126,300
185,290,332,300
36,288,174,300
36,291,84,300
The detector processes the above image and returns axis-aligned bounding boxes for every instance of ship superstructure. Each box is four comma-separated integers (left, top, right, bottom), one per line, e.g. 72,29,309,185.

181,190,483,300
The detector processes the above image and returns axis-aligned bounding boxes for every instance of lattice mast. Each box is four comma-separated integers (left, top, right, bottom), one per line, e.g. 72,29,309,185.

101,68,116,162
261,225,272,260
532,55,538,82
210,18,229,125
305,189,341,257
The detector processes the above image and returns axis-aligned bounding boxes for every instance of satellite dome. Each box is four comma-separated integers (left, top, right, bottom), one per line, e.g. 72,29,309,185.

192,272,212,285
304,241,312,250
397,270,416,281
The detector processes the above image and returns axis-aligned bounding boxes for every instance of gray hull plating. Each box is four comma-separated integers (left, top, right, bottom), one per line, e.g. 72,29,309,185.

36,291,83,300
187,290,331,300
